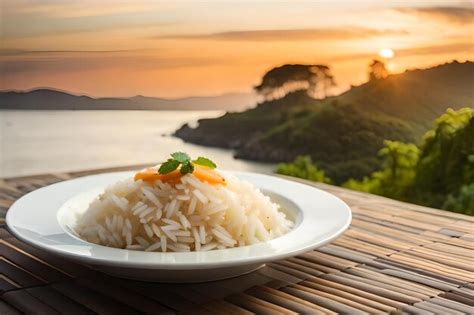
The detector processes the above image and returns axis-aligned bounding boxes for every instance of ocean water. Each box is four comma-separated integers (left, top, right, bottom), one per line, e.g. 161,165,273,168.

0,110,273,178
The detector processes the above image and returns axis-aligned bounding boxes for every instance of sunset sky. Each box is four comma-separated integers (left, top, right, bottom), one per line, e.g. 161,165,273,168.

1,0,473,98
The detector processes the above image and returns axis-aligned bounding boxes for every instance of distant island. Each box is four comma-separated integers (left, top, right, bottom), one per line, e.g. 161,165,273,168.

175,61,474,183
0,89,257,111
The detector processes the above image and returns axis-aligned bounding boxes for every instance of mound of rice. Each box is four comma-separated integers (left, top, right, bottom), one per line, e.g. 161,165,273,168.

76,171,293,252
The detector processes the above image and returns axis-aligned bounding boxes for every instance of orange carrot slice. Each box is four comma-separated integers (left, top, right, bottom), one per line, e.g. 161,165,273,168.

134,164,225,186
134,168,182,183
193,165,226,185
134,168,159,182
157,170,182,184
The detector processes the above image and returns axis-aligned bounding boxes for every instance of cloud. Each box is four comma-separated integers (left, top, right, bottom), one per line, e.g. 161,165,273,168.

0,50,226,75
329,41,474,62
157,27,408,42
395,42,474,57
0,49,132,56
396,6,474,23
2,0,163,19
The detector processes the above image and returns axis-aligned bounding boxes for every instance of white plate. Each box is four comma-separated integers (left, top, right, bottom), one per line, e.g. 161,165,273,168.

6,171,351,283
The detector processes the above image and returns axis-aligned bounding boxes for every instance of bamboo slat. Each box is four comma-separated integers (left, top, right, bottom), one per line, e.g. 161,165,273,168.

1,164,473,314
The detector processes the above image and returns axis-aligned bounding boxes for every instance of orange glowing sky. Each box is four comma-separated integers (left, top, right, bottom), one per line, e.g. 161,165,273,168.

1,1,473,98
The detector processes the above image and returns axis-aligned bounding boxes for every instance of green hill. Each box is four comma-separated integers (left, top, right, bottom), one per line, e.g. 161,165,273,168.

175,61,473,183
331,61,473,126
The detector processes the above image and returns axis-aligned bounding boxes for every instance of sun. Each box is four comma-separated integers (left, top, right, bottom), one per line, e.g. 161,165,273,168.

379,48,394,59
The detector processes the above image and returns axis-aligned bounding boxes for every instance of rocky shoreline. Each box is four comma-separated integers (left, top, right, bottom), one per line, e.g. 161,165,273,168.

174,122,295,162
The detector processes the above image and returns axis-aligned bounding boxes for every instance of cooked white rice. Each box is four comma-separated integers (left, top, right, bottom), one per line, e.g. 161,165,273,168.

76,172,293,252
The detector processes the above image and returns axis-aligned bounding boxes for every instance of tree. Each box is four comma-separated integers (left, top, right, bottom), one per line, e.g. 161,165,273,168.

276,156,331,183
368,59,388,81
343,140,419,199
310,65,336,99
279,107,473,215
343,107,473,213
255,64,336,100
443,184,474,215
412,107,474,207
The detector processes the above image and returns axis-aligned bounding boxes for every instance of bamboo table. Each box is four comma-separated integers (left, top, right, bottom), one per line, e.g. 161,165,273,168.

1,165,473,314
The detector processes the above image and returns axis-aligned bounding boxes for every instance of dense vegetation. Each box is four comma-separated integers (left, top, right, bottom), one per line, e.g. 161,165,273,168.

278,108,474,215
175,61,474,214
254,64,336,100
176,61,473,183
242,100,417,183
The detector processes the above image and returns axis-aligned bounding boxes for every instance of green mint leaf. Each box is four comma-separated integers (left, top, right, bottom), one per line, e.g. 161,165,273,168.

158,159,180,174
171,152,190,163
192,157,217,169
180,161,194,175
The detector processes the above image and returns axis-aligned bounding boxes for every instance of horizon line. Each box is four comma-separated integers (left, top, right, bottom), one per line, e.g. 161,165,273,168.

0,86,256,101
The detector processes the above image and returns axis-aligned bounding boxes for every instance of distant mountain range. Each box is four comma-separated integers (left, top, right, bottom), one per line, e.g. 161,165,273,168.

0,89,257,111
176,61,474,183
